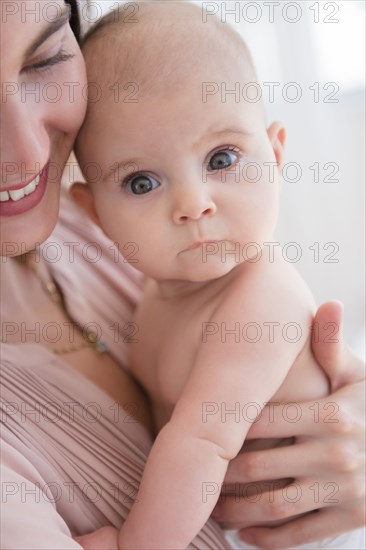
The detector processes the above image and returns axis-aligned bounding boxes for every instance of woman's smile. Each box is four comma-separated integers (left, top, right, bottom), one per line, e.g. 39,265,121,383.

0,162,49,216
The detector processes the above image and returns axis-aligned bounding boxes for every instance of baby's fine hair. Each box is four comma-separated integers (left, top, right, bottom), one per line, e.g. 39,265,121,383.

80,0,257,100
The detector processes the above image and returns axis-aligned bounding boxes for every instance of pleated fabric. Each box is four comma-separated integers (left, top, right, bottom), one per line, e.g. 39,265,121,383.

1,190,229,549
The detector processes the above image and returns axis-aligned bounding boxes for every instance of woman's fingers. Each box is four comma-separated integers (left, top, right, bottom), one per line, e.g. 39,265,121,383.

225,441,329,484
219,302,365,545
238,508,365,549
214,478,342,529
248,301,364,441
312,300,345,380
312,300,365,388
248,377,364,446
247,394,349,439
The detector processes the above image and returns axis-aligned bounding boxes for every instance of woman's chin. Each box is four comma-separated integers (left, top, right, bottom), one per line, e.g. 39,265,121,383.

0,181,61,256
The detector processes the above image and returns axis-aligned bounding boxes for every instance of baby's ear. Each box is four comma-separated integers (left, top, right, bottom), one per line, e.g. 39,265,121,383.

267,121,286,172
70,183,101,228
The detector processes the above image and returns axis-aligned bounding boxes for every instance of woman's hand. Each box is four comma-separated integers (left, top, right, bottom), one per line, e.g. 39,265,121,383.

214,301,365,548
74,526,119,550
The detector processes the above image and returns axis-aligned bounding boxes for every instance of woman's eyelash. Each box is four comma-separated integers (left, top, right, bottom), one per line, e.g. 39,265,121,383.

24,49,75,74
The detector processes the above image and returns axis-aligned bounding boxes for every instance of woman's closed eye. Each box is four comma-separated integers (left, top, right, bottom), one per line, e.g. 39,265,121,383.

207,147,241,172
123,173,161,195
23,48,75,75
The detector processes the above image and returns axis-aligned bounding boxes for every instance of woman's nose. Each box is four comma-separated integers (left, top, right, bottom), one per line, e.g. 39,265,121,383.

0,96,47,185
172,183,217,224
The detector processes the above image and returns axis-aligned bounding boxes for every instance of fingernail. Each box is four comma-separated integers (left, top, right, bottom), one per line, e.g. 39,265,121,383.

240,530,255,544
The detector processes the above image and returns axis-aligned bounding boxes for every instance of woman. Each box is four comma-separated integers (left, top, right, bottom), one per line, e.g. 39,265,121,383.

0,1,364,548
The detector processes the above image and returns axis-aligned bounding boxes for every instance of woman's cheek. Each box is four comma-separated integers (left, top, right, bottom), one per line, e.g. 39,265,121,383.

56,59,87,135
39,54,87,145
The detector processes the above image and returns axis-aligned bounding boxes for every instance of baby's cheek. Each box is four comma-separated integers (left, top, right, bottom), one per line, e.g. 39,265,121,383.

97,200,132,243
234,199,277,245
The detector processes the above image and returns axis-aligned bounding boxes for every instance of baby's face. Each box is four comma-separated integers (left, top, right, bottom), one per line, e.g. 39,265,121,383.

76,73,285,282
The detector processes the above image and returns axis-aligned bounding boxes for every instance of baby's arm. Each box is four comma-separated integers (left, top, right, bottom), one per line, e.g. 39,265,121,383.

118,265,313,550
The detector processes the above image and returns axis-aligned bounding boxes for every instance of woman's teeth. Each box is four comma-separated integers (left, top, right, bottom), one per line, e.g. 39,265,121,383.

0,174,41,202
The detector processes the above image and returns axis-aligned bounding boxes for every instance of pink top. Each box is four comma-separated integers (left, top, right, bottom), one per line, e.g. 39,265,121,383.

0,191,228,549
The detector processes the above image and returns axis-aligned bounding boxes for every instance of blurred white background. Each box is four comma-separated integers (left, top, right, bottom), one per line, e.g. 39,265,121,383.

82,0,365,357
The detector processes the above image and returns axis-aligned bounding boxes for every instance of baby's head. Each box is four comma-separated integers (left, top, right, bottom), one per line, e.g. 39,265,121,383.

74,0,285,283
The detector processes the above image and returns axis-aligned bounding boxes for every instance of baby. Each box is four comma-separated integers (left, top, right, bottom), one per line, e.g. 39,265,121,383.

73,2,330,548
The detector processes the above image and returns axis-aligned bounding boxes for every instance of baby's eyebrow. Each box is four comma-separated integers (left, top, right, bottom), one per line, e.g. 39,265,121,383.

193,127,253,148
208,127,252,139
107,158,144,181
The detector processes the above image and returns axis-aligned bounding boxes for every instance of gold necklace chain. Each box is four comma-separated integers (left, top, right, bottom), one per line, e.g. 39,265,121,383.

2,252,109,356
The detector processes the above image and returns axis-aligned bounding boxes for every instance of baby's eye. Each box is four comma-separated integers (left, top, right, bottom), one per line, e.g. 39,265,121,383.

125,174,160,195
207,149,240,171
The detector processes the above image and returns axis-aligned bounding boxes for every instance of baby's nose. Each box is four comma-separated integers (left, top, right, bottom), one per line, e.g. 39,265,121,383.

172,185,217,224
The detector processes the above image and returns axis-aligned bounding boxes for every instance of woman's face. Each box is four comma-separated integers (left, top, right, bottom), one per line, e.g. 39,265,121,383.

0,0,87,255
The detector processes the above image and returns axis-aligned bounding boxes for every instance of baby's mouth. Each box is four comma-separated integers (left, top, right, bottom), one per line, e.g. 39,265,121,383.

0,173,42,202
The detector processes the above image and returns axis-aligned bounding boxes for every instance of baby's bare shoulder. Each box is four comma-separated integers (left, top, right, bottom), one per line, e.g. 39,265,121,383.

221,255,316,324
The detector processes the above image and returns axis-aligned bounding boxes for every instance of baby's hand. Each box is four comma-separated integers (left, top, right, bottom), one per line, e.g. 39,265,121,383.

74,526,119,550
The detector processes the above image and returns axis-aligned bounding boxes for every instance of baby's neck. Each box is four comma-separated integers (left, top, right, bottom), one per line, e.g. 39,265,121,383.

154,279,210,300
153,266,240,301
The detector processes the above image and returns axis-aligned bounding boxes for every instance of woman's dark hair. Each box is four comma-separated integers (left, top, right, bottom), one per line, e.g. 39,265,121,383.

65,0,81,41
